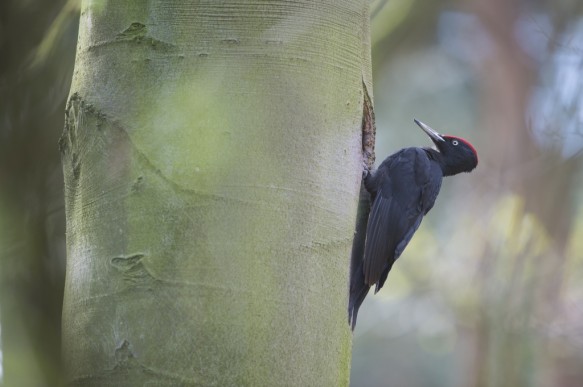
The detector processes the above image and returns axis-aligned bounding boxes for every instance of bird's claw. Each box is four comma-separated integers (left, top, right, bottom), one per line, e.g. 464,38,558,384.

362,161,371,179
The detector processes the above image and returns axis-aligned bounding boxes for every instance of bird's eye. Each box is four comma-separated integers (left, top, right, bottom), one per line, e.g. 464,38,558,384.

452,140,459,146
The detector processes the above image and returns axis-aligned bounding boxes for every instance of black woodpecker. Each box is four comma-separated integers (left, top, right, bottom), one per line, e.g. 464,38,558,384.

349,119,478,330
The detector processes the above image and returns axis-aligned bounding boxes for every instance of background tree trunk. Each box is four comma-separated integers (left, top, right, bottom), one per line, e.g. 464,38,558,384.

0,1,77,385
61,1,371,385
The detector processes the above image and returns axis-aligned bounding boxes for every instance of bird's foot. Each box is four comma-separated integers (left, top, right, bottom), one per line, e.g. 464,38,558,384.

362,161,371,179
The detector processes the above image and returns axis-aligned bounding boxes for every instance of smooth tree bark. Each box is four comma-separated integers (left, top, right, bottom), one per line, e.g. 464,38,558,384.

61,1,372,385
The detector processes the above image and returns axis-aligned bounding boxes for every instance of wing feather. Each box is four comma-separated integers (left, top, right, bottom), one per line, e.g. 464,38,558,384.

363,189,393,286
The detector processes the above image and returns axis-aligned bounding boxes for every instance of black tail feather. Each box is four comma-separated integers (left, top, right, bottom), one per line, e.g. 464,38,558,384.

348,262,371,330
348,181,372,330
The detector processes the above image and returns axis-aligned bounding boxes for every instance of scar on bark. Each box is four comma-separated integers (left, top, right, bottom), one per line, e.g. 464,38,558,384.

87,22,177,52
114,340,135,368
111,253,156,285
115,22,176,50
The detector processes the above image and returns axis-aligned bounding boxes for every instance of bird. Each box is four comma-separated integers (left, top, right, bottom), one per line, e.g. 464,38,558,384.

348,118,478,330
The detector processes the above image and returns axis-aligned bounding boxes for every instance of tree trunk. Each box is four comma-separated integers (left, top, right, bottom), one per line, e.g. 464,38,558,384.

61,1,371,385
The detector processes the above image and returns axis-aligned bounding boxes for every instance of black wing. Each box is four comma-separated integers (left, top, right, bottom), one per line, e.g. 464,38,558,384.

363,148,442,290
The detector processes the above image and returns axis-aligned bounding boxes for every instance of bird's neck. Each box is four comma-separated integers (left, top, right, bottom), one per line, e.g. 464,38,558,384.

424,148,457,177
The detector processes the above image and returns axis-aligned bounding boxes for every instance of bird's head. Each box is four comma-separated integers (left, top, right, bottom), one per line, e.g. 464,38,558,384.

414,118,478,176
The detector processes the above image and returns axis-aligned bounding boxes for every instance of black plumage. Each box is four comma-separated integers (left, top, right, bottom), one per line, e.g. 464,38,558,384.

349,119,478,330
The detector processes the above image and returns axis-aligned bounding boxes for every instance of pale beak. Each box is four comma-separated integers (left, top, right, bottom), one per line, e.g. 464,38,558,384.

414,118,445,144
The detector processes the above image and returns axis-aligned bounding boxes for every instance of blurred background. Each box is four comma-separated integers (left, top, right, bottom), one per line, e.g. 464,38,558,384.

0,0,582,386
353,0,583,386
